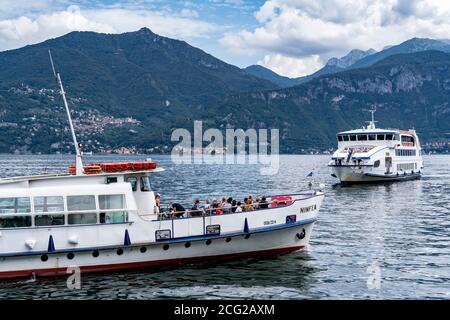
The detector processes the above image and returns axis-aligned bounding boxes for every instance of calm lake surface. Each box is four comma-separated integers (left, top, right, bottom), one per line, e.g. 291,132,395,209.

0,154,449,299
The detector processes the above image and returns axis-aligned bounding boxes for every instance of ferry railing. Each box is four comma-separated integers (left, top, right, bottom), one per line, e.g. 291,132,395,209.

153,199,293,221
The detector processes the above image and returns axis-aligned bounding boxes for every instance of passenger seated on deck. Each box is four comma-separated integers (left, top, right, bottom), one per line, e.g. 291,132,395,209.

190,199,203,217
254,196,261,210
235,201,243,213
222,197,232,214
259,196,269,209
249,195,256,210
212,197,219,214
242,197,248,211
154,193,161,214
231,199,237,213
243,197,254,211
204,199,211,215
214,197,225,215
215,200,223,215
171,203,186,218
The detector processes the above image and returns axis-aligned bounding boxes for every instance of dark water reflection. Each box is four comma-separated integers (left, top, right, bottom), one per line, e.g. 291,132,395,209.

0,154,449,299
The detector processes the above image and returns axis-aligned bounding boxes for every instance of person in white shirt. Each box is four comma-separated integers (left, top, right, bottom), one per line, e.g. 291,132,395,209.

154,193,161,214
222,197,233,214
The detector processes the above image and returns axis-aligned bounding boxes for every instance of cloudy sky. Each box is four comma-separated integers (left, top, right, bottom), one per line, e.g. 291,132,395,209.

1,0,450,77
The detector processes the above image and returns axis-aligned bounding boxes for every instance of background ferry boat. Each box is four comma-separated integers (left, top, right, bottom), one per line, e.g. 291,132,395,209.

0,52,325,279
328,109,424,184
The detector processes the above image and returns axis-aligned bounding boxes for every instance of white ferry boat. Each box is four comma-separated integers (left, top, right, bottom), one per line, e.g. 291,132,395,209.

328,109,423,184
0,52,324,279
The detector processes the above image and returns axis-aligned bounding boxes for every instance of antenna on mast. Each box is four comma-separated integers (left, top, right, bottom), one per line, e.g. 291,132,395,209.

365,106,377,130
48,50,84,175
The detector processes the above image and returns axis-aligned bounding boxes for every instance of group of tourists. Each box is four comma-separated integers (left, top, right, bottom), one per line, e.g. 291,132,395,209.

154,194,271,219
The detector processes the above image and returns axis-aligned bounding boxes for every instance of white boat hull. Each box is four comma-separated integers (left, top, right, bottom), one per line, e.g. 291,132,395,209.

330,165,421,184
0,192,323,279
0,222,314,279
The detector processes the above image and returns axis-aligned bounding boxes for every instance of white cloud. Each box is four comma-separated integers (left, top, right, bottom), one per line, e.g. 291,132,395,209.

221,0,450,76
258,53,323,77
180,8,199,18
0,5,221,51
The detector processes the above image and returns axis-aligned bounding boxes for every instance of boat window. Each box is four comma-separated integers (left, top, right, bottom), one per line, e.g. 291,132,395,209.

68,213,97,225
99,194,127,210
127,177,138,192
67,195,96,211
357,135,367,141
35,214,65,226
0,216,32,228
140,176,151,192
337,135,343,142
395,149,416,156
386,134,393,140
0,197,31,214
374,160,380,168
368,135,376,141
401,135,414,142
350,135,357,141
377,134,385,140
401,135,415,146
343,135,349,141
394,134,400,141
100,211,128,224
34,196,64,213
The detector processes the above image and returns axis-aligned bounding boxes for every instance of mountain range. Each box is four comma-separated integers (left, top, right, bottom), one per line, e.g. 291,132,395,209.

245,38,450,88
245,48,376,87
0,29,449,154
223,50,450,153
0,28,275,153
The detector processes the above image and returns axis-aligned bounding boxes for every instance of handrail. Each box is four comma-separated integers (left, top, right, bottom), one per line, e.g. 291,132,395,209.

136,191,320,220
152,197,309,220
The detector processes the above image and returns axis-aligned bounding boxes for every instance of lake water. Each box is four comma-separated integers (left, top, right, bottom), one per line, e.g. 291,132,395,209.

0,154,449,299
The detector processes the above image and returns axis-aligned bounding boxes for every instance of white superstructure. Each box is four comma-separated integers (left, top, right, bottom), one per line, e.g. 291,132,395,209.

328,109,423,184
0,51,325,279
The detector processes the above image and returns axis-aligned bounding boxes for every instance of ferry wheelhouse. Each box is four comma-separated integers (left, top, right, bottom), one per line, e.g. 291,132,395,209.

0,51,324,279
328,109,423,184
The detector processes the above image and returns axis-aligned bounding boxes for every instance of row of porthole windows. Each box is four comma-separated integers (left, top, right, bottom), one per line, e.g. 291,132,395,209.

163,235,246,250
39,235,251,261
41,247,144,262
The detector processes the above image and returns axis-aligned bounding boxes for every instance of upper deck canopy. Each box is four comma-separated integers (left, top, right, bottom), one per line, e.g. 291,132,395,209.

337,128,400,135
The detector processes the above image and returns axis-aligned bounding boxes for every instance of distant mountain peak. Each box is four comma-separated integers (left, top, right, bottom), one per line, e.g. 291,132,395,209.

131,27,158,39
137,27,154,34
244,65,296,88
350,36,450,70
326,48,377,69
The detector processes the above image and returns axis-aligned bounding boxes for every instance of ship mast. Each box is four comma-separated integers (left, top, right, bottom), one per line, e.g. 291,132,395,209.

366,107,377,130
48,50,84,175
